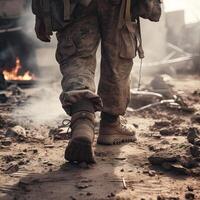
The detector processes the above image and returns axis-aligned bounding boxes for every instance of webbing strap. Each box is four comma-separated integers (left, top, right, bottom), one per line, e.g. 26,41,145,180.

63,0,70,20
41,0,52,35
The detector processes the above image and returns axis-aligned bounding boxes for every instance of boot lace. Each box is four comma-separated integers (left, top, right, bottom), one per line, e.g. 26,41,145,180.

62,119,72,139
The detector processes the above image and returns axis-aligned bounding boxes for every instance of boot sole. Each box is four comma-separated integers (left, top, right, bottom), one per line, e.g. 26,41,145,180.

97,134,137,145
65,139,96,164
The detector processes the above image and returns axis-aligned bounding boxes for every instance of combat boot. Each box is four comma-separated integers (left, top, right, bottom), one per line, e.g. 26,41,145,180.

65,111,96,164
97,114,137,145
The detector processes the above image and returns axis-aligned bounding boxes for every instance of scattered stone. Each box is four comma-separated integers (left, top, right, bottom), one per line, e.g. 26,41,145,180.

180,157,198,169
187,186,194,192
107,192,115,198
193,89,200,96
0,116,6,128
3,155,15,163
3,162,19,174
190,146,200,157
185,192,195,200
44,144,55,149
49,128,69,140
148,152,179,165
1,138,12,146
191,114,200,124
157,195,180,200
114,157,127,161
75,183,89,190
86,192,93,196
160,128,174,136
148,170,156,177
150,74,174,99
187,128,200,145
6,125,26,140
154,121,171,128
95,151,108,157
0,93,8,103
18,159,29,166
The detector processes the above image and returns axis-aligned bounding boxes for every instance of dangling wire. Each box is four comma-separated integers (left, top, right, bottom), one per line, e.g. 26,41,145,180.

137,58,143,91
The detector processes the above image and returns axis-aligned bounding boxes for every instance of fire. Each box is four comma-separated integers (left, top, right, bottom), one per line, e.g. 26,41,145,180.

3,58,36,81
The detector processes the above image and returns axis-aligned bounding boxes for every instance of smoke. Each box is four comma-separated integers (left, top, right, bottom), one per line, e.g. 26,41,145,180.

13,40,66,126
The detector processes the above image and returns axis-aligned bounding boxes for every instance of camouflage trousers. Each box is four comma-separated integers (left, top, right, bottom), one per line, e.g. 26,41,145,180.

56,0,138,116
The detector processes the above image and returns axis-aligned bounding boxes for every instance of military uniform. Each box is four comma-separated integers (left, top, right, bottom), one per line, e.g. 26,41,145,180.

33,0,161,163
56,0,143,116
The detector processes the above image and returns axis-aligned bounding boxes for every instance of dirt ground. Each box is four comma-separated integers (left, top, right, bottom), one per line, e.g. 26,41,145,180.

0,75,200,200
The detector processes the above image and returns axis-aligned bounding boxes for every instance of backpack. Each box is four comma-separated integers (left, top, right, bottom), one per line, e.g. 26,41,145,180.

0,0,27,19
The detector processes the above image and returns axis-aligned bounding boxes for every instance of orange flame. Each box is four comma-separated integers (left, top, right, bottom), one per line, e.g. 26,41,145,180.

3,58,36,81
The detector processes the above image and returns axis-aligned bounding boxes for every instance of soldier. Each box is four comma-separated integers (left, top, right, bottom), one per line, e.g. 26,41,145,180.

33,0,161,164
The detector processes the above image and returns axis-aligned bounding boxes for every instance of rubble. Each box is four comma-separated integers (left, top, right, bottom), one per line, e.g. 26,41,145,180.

191,113,200,124
0,93,8,103
6,125,27,140
2,162,19,174
149,74,175,99
49,127,69,140
149,127,200,176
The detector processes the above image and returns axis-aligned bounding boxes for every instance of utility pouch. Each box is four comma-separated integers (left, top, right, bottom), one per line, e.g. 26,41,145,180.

32,0,72,34
132,0,162,22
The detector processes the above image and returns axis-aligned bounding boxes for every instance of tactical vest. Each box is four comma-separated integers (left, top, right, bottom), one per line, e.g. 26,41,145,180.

32,0,162,35
0,0,26,19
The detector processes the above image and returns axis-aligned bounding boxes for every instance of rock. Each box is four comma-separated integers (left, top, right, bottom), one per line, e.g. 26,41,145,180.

108,192,115,198
148,152,179,165
193,89,200,96
0,93,8,103
6,125,26,139
3,162,19,174
150,74,174,99
1,138,12,146
157,195,180,200
160,128,174,136
180,157,198,169
0,116,6,128
75,183,89,189
190,146,200,157
3,155,15,163
187,186,194,192
148,170,156,177
187,128,200,145
191,114,200,124
49,128,69,140
185,192,195,200
86,192,93,196
154,121,171,128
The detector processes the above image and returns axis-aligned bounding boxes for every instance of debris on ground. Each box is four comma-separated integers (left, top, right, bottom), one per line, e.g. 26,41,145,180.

149,127,200,176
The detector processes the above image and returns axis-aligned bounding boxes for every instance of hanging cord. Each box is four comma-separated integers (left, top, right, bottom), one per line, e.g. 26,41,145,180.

137,58,143,91
136,17,144,91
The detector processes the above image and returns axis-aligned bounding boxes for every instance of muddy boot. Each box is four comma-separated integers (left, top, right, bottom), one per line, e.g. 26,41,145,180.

65,102,96,163
97,113,137,145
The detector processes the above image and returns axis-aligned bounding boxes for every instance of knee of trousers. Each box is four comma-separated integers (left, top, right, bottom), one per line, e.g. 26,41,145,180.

60,89,103,115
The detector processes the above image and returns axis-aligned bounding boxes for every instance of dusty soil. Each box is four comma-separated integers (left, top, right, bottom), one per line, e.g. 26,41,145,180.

0,75,200,200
